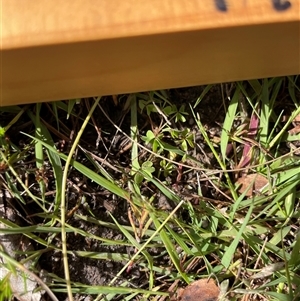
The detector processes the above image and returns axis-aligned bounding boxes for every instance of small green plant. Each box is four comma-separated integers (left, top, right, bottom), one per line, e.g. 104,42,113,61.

1,77,300,301
141,129,164,153
169,128,194,152
134,160,155,186
163,104,189,123
0,276,13,301
159,159,175,178
0,126,6,139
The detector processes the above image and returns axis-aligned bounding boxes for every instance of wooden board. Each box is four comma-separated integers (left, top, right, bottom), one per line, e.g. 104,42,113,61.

1,0,299,106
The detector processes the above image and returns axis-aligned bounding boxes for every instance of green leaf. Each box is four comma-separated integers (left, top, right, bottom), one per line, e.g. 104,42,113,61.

21,133,130,200
220,85,240,162
221,202,253,269
149,211,189,283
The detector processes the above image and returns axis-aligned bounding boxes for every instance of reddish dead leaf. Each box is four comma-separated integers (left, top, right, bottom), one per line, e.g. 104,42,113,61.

236,174,269,197
288,127,300,135
177,278,220,301
238,112,259,168
248,111,260,137
287,113,300,135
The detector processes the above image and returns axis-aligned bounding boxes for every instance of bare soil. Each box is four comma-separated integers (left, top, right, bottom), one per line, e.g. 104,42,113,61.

1,78,299,301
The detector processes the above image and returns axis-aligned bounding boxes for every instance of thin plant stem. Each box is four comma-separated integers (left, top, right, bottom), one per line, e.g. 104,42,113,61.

61,97,101,301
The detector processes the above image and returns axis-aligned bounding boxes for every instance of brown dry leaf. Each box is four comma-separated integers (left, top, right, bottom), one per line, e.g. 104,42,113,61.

177,278,220,301
288,113,300,135
236,174,268,197
288,126,300,135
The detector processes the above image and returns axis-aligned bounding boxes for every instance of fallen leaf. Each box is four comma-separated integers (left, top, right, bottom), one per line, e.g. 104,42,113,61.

251,262,285,279
287,113,300,135
236,174,269,197
288,126,300,135
178,278,220,301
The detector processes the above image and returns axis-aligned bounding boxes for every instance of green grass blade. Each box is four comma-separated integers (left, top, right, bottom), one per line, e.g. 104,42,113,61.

67,99,79,119
130,94,140,175
109,214,154,290
193,85,213,108
289,231,300,266
221,202,253,269
27,110,63,212
260,78,270,146
149,210,189,283
34,103,46,202
21,133,130,200
220,85,240,162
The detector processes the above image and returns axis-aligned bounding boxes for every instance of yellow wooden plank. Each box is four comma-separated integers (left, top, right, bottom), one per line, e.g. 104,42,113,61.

1,0,300,106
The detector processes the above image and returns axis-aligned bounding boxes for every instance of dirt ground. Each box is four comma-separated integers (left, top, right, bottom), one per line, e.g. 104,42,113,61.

1,79,299,301
43,85,227,300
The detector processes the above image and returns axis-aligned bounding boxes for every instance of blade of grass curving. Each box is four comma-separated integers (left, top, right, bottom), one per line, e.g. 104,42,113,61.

0,217,61,249
51,102,60,130
27,110,63,212
272,176,300,214
268,110,285,148
269,226,291,249
234,289,292,301
260,276,291,288
220,85,240,162
287,76,300,106
229,181,254,223
164,225,193,256
80,147,115,182
109,214,154,290
284,186,296,220
221,202,253,269
3,105,29,132
68,158,129,199
269,106,300,149
65,223,131,246
273,166,300,186
0,150,45,208
149,211,189,283
21,133,130,200
99,283,140,301
246,235,290,262
97,200,185,301
248,79,262,96
4,172,26,204
260,78,270,146
72,251,135,261
268,78,283,124
0,219,72,234
238,82,259,114
0,275,13,301
34,103,46,202
67,99,79,119
137,168,181,203
75,214,156,237
60,97,100,301
53,285,168,296
190,106,237,200
193,85,213,108
130,94,140,175
289,231,300,266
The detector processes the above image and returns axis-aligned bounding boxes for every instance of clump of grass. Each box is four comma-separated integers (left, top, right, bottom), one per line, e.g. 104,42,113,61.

0,76,299,301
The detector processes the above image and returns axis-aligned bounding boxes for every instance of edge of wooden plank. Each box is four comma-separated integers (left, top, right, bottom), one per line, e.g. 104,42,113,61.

2,0,299,49
1,0,300,106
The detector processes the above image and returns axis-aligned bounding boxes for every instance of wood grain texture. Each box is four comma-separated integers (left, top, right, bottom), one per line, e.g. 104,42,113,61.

1,0,300,106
